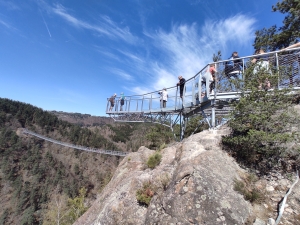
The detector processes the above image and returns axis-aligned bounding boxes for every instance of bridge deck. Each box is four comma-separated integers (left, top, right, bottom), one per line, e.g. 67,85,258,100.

22,129,127,157
106,48,300,127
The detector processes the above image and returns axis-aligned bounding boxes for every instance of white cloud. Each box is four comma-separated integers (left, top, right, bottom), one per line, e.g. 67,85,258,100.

0,19,11,29
132,14,256,94
0,0,20,10
201,14,256,51
109,68,134,81
93,45,121,61
51,4,138,44
130,86,152,96
118,50,144,64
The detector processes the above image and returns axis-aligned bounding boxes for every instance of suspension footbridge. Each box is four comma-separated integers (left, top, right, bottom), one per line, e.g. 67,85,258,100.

22,128,128,157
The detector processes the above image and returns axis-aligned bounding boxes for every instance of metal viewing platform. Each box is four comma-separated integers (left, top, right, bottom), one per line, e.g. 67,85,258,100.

106,48,300,140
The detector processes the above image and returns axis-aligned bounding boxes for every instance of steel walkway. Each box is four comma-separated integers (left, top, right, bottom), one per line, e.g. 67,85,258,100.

107,48,300,140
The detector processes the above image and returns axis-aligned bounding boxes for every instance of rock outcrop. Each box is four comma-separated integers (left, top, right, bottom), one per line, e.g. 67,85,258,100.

74,126,300,225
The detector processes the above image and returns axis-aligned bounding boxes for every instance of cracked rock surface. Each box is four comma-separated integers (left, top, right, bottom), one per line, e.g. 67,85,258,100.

73,126,299,225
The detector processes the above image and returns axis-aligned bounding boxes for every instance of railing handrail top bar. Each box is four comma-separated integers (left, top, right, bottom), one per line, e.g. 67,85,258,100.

106,47,300,99
211,47,300,65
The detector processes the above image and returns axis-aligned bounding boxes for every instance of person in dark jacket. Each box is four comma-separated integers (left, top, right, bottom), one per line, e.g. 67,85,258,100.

232,51,243,68
177,76,186,98
120,92,125,111
225,51,243,77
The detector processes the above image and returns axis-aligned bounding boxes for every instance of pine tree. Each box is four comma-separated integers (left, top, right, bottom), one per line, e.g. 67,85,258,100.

222,66,300,173
253,0,300,51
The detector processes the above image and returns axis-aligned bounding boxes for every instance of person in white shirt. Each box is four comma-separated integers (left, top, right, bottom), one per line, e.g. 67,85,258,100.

158,88,168,108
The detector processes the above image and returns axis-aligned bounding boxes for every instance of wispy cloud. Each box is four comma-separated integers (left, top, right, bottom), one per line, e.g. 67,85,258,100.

0,19,11,29
94,45,121,61
51,4,138,44
0,0,20,10
200,14,256,51
40,10,51,38
108,68,134,81
133,14,256,94
118,50,144,64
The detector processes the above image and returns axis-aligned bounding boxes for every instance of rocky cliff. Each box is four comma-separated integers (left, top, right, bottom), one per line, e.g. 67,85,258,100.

74,126,300,225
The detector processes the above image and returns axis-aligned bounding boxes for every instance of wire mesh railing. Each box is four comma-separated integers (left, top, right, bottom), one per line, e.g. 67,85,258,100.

106,47,300,114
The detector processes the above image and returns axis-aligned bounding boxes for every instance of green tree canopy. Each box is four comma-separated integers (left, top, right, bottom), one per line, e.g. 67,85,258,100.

222,64,300,173
253,0,300,51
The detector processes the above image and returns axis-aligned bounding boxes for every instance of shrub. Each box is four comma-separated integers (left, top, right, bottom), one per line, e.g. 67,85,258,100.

159,143,166,151
146,125,173,149
0,209,9,225
158,173,171,191
136,181,154,207
66,187,88,224
147,152,162,169
222,66,300,173
184,115,209,136
233,174,264,203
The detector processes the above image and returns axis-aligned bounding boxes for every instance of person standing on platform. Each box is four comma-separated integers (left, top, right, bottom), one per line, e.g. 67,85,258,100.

177,76,186,98
109,93,117,111
120,92,125,111
209,64,217,94
158,88,168,108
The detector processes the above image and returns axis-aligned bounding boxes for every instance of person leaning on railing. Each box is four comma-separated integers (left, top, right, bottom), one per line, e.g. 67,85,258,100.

282,43,300,85
251,49,270,74
109,93,117,111
251,49,272,89
224,51,243,78
282,42,300,67
177,75,186,98
287,43,300,62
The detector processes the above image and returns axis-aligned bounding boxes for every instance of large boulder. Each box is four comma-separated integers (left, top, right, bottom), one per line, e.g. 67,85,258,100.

74,127,254,225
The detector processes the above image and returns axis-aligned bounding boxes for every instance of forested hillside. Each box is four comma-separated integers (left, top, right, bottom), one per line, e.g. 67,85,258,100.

50,111,112,127
49,110,154,152
0,98,169,224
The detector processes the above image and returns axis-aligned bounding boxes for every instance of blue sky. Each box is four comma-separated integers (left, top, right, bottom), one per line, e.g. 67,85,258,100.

0,0,284,116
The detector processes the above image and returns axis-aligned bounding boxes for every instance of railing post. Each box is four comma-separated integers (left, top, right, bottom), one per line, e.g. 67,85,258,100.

116,99,119,113
175,88,178,110
199,72,202,103
182,84,186,107
214,65,217,98
150,94,152,110
275,52,279,89
106,99,109,112
128,97,131,112
141,95,144,111
192,78,195,105
242,58,245,74
211,98,215,128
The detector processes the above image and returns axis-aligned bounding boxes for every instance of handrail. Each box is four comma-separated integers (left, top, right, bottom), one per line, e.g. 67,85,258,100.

107,47,300,99
106,47,300,121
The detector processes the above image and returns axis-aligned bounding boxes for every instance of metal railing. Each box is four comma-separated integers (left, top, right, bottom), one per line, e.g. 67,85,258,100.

106,47,300,114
